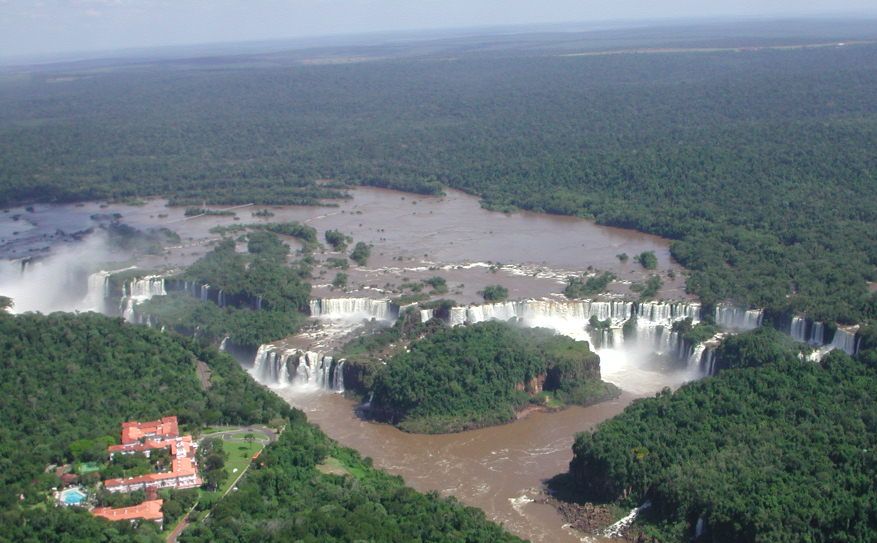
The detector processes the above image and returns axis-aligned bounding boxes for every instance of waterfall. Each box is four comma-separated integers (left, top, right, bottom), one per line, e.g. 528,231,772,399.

219,336,229,351
831,328,859,355
685,343,719,376
125,276,166,298
420,309,435,323
277,351,292,386
790,316,807,343
449,299,699,329
705,346,719,375
636,301,701,323
83,271,111,312
309,298,399,321
252,344,270,381
250,345,347,392
789,316,827,346
167,279,262,310
788,316,859,357
333,361,345,393
687,343,707,371
811,322,824,345
86,268,161,314
464,301,521,323
444,299,700,364
714,304,763,330
593,327,626,349
603,501,651,538
449,306,467,326
807,345,835,362
636,326,681,357
119,275,166,322
681,332,724,376
295,355,309,383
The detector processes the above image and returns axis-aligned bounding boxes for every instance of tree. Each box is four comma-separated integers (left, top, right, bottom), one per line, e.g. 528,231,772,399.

350,242,371,266
479,285,508,302
634,251,658,270
564,272,614,299
423,276,448,294
332,272,348,289
268,418,286,431
203,467,227,491
324,229,351,251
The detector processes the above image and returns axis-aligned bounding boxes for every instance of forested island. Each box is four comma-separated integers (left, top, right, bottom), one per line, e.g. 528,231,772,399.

136,230,312,348
357,320,619,433
565,328,877,542
0,311,524,542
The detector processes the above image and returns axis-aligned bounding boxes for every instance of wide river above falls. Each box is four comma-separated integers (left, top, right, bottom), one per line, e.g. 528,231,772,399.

0,186,690,307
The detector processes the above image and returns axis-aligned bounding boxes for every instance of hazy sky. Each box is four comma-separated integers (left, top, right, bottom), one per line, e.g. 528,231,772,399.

1,0,876,59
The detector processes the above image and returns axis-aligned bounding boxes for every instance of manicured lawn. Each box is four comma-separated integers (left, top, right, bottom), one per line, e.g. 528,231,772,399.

216,439,264,496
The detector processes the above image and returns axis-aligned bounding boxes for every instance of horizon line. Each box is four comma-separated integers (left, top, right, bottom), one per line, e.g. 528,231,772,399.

3,12,877,68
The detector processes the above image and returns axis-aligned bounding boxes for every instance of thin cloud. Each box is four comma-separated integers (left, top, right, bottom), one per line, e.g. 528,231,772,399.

1,0,876,59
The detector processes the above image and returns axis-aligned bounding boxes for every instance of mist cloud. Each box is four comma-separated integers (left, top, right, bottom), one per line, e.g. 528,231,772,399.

0,234,122,314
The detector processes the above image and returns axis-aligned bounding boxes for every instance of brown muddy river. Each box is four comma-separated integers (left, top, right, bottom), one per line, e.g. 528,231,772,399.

1,186,688,309
280,387,637,543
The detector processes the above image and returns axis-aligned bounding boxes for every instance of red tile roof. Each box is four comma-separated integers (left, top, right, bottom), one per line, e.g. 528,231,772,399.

103,457,199,488
120,416,179,445
92,499,164,522
108,435,192,455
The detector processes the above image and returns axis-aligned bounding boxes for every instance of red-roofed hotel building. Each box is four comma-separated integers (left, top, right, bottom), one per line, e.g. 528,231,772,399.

92,499,164,526
103,416,201,493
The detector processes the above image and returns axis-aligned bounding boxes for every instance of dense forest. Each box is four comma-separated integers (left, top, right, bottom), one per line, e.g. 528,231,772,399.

568,329,877,542
1,33,876,323
370,321,618,433
0,311,523,542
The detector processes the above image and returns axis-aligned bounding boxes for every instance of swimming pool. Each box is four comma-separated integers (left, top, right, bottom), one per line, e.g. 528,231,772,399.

60,488,86,506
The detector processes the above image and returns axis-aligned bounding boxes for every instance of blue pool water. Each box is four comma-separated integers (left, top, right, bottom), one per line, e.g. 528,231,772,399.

60,489,86,505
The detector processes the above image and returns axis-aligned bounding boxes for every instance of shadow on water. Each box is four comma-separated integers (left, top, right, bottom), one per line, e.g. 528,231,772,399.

544,471,593,504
